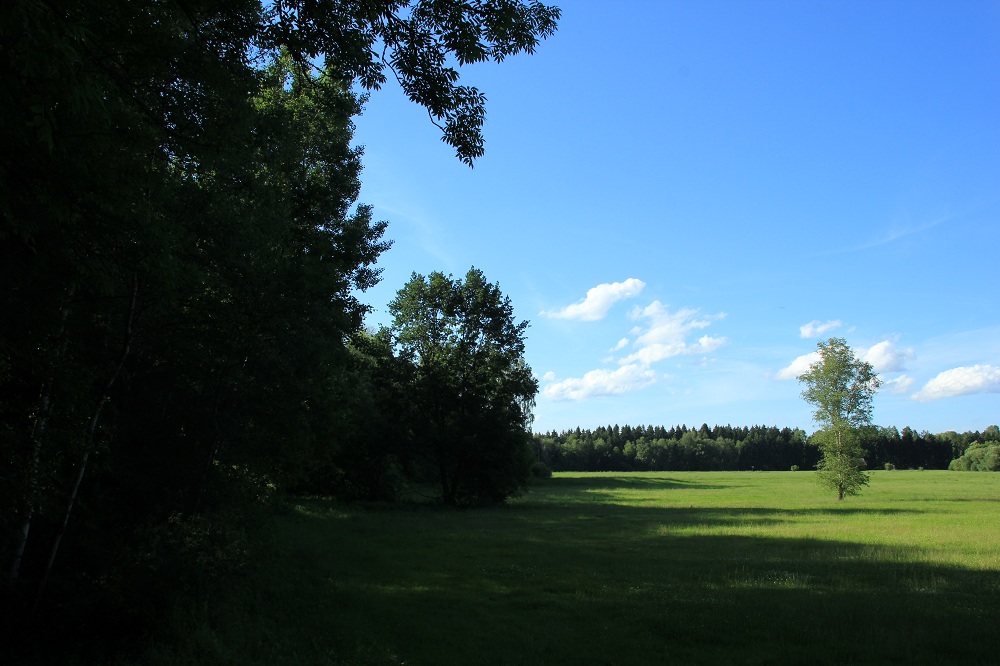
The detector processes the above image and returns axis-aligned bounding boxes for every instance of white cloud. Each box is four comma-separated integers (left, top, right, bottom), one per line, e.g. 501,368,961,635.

884,375,915,395
777,339,914,381
800,320,842,339
860,339,914,373
542,298,727,401
542,364,657,401
618,301,728,365
541,371,557,382
540,278,645,321
775,351,822,380
912,365,1000,402
541,299,726,402
623,335,728,365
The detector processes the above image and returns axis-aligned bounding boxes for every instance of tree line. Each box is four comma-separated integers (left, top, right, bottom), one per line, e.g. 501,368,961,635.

533,423,999,473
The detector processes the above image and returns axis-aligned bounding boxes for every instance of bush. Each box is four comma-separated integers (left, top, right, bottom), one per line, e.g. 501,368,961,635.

529,461,552,479
884,463,895,471
949,442,1000,471
790,465,800,472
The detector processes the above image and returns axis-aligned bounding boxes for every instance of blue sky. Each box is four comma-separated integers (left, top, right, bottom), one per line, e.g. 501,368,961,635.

351,0,1000,435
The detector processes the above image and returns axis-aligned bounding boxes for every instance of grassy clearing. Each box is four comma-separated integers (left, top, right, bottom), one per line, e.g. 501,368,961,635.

137,471,1000,665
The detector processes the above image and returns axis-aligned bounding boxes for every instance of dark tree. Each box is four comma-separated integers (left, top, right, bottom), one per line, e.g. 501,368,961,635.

389,268,537,505
262,0,561,164
1,0,559,640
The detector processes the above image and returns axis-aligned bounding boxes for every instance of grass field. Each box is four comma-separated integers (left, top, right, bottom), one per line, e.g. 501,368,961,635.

141,471,1000,665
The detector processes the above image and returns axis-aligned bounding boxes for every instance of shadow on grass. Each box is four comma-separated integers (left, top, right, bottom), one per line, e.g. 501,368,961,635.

198,495,1000,666
545,474,712,490
908,497,1000,503
546,474,729,491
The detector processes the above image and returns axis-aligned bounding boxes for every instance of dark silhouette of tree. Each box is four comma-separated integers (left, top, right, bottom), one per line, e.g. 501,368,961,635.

389,268,537,505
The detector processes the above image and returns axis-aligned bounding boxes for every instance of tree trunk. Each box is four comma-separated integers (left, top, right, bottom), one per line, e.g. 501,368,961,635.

440,456,455,505
7,288,75,591
30,275,138,618
6,393,50,589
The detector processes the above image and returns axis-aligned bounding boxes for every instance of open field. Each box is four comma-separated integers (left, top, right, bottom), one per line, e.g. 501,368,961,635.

141,471,1000,665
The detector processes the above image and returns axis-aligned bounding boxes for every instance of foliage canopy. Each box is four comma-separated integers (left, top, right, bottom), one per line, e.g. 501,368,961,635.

389,268,538,505
948,441,1000,471
0,0,558,645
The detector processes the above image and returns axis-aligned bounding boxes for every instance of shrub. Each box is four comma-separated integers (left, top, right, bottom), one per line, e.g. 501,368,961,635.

530,462,553,479
790,465,800,472
949,442,1000,471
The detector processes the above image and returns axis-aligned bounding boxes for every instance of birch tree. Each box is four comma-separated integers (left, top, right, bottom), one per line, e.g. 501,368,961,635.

798,338,881,499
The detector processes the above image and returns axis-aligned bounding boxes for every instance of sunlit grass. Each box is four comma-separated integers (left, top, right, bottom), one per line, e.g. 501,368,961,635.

135,470,999,665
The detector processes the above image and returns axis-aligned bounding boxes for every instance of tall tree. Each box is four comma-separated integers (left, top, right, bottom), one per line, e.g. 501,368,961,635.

2,0,558,634
798,338,881,499
389,268,537,505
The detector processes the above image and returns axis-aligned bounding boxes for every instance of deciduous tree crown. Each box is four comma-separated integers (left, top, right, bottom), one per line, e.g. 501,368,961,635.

798,337,881,499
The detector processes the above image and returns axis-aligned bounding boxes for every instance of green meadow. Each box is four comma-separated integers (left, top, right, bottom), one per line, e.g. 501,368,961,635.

142,471,1000,665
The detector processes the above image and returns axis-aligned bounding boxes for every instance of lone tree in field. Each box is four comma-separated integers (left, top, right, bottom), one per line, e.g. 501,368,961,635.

798,337,881,499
